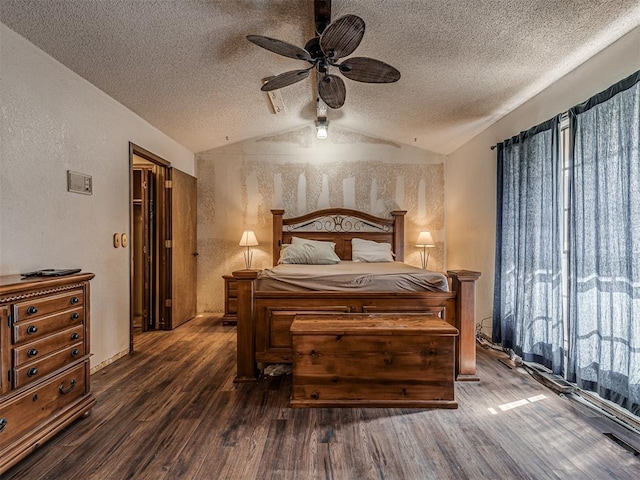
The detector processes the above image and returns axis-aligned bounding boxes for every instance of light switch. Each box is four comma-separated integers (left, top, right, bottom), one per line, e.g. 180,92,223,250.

121,233,128,248
113,233,120,248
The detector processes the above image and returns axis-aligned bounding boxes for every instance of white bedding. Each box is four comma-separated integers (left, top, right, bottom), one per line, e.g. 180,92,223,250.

256,261,449,292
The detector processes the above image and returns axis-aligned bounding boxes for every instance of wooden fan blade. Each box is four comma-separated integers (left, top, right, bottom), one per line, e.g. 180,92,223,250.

261,69,310,91
339,57,401,83
314,0,332,35
318,74,346,109
247,35,311,61
320,14,365,60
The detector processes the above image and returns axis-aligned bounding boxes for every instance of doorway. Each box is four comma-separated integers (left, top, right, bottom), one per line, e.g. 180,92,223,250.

129,144,171,350
132,162,156,335
129,143,198,351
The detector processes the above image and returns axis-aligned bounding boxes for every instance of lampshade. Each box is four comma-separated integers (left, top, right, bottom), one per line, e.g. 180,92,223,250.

415,231,435,247
239,230,259,247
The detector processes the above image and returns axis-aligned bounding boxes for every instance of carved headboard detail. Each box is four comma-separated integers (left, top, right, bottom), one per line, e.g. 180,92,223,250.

271,208,406,266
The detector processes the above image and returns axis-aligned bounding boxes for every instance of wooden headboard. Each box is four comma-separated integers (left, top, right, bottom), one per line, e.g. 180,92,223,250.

271,208,406,266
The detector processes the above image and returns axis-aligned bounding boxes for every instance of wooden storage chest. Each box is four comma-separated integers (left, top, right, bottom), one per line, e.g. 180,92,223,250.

290,313,459,408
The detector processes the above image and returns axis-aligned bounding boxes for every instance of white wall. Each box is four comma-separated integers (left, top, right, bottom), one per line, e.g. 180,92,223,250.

445,26,640,337
0,23,195,369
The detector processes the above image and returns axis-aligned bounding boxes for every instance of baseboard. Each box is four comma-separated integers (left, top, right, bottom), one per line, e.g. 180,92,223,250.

90,348,130,375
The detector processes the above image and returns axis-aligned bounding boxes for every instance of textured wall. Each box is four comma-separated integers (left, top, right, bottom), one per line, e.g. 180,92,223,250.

0,24,194,369
196,126,446,313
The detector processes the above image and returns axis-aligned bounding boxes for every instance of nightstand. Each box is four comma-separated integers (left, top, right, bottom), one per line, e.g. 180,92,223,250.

222,275,237,325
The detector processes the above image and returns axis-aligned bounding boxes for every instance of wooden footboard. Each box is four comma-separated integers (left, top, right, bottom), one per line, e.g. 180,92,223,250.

233,270,481,383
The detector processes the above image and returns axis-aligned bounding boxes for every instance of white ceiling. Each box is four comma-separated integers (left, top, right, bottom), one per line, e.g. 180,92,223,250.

2,1,640,155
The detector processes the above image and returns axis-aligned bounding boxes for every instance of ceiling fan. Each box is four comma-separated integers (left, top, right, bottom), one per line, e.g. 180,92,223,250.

247,0,400,109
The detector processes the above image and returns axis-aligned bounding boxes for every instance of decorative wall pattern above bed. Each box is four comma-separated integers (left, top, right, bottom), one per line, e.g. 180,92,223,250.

195,131,446,313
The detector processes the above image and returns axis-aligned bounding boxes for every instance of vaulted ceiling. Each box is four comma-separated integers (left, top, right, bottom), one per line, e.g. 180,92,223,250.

2,1,640,154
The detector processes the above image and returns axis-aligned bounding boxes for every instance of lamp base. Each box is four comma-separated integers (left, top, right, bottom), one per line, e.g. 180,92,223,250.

243,248,253,269
419,249,430,270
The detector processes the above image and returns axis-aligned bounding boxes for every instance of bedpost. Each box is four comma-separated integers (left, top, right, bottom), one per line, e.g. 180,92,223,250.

233,269,260,382
271,209,285,266
447,270,482,381
390,210,407,261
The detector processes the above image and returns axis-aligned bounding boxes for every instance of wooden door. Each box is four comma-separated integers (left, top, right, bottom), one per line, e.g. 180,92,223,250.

168,168,197,328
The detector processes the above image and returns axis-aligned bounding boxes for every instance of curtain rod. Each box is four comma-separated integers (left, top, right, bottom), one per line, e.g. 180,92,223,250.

490,112,570,151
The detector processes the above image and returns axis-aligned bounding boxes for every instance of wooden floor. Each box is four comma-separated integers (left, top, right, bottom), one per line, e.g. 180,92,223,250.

5,315,640,480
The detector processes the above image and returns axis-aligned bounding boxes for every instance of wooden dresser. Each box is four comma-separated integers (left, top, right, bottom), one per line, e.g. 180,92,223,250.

0,273,95,474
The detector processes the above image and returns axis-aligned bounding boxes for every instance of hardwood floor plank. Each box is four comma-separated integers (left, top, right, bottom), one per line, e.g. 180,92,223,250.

4,315,640,480
164,391,236,479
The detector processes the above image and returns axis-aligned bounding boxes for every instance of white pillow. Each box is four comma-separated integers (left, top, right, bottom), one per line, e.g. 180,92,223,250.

278,243,340,265
291,236,336,250
351,238,395,262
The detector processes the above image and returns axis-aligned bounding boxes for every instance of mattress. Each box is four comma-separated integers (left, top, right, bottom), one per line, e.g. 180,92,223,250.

256,261,449,292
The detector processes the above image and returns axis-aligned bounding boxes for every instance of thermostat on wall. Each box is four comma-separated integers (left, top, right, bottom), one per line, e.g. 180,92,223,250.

67,170,92,195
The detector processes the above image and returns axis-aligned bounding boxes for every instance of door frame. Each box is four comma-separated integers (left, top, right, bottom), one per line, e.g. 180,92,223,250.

129,143,171,351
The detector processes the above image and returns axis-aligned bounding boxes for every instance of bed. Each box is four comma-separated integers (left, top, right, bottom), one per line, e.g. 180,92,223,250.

233,208,481,382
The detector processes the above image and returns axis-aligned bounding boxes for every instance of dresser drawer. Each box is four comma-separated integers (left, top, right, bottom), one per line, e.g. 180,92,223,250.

13,307,83,344
0,363,86,450
13,325,84,366
13,289,84,322
13,343,84,389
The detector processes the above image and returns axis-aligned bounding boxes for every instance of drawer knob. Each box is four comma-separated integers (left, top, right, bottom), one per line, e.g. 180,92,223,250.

27,367,38,377
27,348,38,357
71,312,80,320
26,306,38,315
70,296,80,305
0,418,7,433
59,379,77,394
71,348,80,357
71,333,80,340
26,325,38,334
311,392,320,400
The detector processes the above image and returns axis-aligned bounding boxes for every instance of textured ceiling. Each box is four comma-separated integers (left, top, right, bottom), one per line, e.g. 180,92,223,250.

2,1,640,155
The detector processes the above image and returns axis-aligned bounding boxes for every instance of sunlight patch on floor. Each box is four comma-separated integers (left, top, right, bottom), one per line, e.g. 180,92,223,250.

487,394,548,414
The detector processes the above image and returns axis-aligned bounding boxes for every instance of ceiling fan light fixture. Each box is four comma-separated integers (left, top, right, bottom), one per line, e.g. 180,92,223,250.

248,2,400,109
316,118,329,139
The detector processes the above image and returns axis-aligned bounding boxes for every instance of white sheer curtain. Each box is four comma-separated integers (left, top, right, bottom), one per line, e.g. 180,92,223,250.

568,71,640,415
